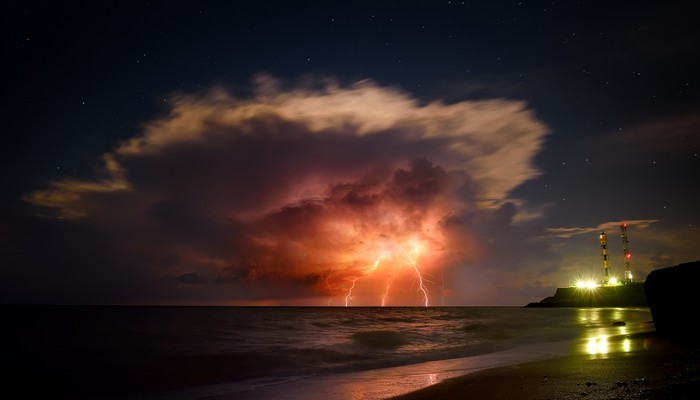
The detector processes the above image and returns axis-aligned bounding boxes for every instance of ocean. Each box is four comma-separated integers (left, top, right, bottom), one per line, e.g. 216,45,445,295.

5,306,654,400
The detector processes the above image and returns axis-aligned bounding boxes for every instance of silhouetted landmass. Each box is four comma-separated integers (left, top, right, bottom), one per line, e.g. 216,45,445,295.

525,282,648,307
644,260,700,339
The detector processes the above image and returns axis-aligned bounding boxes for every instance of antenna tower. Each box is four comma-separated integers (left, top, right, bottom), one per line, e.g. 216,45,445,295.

620,223,633,283
599,231,609,281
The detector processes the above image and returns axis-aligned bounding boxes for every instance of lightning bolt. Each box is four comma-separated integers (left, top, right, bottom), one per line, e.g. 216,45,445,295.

407,245,429,307
381,275,394,307
345,245,430,307
325,269,335,306
345,255,386,307
344,277,358,307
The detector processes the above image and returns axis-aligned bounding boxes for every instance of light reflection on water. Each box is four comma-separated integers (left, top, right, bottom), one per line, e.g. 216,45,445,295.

586,335,609,354
574,308,652,356
623,338,631,352
584,335,640,356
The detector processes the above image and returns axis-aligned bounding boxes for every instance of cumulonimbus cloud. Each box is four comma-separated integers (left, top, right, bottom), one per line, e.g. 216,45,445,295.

22,76,549,305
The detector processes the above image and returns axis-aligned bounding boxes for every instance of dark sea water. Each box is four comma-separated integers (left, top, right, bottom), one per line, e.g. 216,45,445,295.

4,306,654,400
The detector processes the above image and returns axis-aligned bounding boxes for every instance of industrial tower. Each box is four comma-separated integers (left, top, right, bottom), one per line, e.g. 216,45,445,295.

621,223,633,283
599,231,609,281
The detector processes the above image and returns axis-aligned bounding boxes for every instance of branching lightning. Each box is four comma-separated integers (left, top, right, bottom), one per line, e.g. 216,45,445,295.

406,245,429,307
345,255,385,307
341,243,431,307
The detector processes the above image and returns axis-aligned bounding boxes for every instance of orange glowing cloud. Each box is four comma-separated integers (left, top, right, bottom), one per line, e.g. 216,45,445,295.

22,76,550,305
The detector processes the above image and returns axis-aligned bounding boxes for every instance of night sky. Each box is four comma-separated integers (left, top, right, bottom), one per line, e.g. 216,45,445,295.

4,1,699,306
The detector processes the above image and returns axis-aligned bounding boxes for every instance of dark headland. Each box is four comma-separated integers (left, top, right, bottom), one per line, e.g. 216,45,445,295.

525,260,700,309
524,282,648,307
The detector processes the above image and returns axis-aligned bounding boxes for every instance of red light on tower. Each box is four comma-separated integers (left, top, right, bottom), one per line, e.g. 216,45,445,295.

620,224,633,283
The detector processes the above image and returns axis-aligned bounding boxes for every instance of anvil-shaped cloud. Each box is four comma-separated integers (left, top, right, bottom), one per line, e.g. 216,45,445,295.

20,76,549,305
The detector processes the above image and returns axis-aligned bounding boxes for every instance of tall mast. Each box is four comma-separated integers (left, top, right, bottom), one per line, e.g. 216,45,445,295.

599,231,609,281
621,223,632,283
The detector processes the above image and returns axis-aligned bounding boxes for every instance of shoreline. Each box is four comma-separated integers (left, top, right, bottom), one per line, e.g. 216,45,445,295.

388,331,700,400
193,331,675,400
196,340,576,400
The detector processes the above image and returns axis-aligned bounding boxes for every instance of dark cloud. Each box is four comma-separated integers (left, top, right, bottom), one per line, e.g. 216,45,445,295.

175,272,207,285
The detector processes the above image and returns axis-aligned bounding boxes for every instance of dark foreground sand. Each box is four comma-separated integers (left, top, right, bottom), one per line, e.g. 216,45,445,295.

390,332,700,400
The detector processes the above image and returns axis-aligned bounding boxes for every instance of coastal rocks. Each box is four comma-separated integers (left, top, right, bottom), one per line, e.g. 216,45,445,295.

644,260,700,338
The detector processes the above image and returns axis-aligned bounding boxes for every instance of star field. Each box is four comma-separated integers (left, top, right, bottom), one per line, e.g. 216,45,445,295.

3,1,699,306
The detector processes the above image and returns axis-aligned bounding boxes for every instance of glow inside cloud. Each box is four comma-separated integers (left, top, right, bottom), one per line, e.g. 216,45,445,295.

25,76,549,305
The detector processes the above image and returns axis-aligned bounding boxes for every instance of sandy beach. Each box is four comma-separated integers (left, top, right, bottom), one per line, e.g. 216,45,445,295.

205,327,699,400
389,332,700,400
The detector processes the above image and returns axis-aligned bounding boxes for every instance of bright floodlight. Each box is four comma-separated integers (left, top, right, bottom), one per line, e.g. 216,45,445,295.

575,280,597,289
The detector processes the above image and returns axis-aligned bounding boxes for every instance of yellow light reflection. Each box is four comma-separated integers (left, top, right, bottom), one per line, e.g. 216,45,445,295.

586,337,597,354
586,335,608,355
585,335,633,355
577,308,601,324
598,336,608,354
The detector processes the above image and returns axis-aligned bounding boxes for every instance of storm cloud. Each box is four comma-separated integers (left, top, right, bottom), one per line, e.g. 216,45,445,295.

13,76,551,305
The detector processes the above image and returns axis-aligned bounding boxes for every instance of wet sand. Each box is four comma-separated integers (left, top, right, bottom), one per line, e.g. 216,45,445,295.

389,332,700,400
